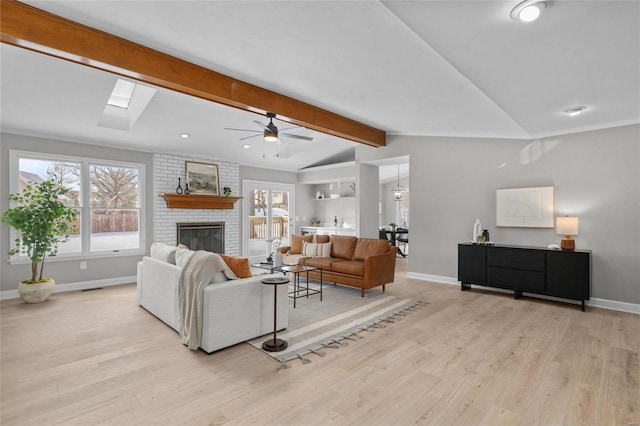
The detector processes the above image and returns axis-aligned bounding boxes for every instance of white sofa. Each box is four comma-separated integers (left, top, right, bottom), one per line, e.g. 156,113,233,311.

136,244,288,353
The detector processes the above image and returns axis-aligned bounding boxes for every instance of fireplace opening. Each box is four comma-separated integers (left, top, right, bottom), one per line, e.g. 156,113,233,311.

177,222,224,253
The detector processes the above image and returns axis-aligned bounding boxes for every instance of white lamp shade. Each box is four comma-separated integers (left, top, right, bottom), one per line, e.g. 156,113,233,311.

556,216,579,235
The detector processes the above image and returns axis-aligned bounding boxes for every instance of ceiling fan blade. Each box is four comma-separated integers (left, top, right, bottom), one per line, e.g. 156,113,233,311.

281,133,313,141
224,127,261,133
240,134,262,141
279,126,305,131
254,120,269,131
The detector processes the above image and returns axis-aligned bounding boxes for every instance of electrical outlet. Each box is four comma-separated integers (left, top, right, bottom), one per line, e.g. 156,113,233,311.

80,261,87,270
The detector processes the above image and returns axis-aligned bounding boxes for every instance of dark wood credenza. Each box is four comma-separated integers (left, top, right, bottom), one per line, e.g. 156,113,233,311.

458,243,591,311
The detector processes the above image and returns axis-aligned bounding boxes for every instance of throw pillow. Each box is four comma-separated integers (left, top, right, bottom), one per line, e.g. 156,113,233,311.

301,241,318,257
317,242,332,257
219,254,253,278
290,234,313,254
301,241,332,257
150,242,179,264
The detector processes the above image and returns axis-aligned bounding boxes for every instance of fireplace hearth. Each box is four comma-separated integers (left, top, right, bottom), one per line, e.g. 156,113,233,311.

177,222,224,253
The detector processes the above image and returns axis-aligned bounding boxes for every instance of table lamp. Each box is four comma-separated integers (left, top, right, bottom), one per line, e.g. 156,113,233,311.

556,215,579,251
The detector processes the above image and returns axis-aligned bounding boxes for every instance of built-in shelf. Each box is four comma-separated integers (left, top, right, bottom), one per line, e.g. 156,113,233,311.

160,193,242,209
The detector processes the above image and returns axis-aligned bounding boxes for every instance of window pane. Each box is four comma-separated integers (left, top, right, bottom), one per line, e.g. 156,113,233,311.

90,209,140,251
17,158,81,255
90,165,139,208
271,190,289,242
19,158,81,207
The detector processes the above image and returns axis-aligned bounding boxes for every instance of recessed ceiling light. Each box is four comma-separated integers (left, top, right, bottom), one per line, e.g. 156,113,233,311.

242,144,251,149
511,0,546,22
564,106,587,116
180,133,190,138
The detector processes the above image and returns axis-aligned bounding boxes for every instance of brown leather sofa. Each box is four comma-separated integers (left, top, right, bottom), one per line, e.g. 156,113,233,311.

280,234,396,297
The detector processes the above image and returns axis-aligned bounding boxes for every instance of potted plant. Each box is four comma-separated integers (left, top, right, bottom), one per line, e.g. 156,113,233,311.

223,186,232,196
389,222,397,231
0,180,77,303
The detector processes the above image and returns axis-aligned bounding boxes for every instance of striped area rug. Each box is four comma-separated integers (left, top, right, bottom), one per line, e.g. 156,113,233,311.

247,282,426,369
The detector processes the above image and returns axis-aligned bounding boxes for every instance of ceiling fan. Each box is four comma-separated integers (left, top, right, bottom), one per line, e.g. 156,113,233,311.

224,112,313,143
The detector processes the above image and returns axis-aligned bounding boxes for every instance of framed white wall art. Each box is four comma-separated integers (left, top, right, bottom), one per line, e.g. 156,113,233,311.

496,186,554,228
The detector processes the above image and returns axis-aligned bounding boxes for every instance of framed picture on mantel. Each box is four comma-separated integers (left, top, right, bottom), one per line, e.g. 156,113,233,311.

185,161,219,195
496,186,554,228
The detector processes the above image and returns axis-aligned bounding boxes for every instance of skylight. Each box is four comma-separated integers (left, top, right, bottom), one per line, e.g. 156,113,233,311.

107,79,136,109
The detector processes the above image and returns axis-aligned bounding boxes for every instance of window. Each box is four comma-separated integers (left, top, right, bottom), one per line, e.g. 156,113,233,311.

9,150,145,261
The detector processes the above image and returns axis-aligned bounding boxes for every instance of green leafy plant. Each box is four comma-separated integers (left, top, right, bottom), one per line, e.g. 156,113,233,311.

1,180,77,283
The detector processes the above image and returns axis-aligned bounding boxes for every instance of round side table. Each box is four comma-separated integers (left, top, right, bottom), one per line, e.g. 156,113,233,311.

261,276,290,352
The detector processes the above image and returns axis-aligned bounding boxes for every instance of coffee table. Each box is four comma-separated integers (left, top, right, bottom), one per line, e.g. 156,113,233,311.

260,275,290,352
273,264,323,309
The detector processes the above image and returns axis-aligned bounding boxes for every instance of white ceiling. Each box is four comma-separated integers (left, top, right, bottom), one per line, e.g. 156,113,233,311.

2,1,639,174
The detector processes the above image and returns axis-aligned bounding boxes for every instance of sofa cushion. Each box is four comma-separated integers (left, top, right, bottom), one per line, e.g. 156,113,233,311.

353,238,392,261
219,254,253,278
329,235,358,260
150,242,179,264
301,241,332,257
175,247,195,268
315,234,331,244
332,260,365,276
301,257,346,272
290,234,313,254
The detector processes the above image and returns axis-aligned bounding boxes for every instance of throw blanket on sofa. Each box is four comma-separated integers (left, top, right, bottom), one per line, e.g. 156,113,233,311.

178,251,230,350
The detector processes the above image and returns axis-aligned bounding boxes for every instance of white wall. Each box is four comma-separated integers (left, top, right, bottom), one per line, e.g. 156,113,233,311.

357,124,640,305
357,163,380,238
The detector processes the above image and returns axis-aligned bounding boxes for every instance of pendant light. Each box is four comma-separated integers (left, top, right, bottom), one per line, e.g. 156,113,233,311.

391,164,407,201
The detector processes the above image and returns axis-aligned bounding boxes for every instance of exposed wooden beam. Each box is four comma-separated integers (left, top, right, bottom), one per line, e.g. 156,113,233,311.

0,0,386,147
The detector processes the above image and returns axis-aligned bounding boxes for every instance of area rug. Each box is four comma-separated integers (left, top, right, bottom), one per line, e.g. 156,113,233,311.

247,282,427,369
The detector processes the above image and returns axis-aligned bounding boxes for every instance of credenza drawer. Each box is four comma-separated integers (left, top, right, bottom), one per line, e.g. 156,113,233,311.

488,247,545,271
487,267,545,293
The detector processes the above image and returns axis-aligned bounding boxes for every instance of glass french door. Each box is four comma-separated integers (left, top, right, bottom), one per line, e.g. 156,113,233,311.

242,180,294,263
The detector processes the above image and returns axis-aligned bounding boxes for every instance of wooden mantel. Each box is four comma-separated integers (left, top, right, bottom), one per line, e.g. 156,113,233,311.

160,194,242,210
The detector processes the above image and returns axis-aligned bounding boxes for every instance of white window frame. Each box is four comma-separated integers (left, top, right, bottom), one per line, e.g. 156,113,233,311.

8,149,146,264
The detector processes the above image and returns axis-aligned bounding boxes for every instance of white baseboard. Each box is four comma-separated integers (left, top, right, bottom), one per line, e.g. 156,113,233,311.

589,298,640,314
406,272,459,285
0,276,136,300
406,272,639,315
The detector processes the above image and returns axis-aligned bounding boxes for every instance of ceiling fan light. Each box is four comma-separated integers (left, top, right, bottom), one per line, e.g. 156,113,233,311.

264,131,278,142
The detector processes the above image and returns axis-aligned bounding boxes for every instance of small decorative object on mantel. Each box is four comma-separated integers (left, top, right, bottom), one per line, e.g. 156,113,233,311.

176,177,183,194
184,183,190,195
223,186,231,196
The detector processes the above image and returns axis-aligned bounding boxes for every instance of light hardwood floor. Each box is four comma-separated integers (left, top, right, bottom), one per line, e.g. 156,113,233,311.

1,259,638,425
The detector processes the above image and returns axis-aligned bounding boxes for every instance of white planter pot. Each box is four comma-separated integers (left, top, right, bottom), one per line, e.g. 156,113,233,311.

18,279,55,304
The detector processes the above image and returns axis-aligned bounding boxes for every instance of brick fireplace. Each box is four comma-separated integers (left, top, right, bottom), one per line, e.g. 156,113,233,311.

154,153,240,255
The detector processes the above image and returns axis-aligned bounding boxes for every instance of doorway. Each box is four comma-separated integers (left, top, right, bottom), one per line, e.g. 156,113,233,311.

242,180,294,263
